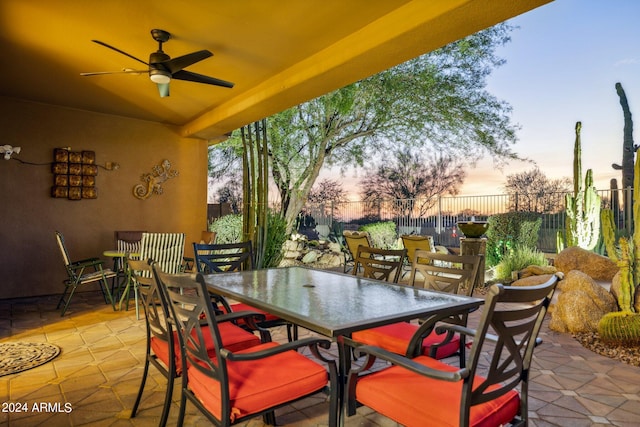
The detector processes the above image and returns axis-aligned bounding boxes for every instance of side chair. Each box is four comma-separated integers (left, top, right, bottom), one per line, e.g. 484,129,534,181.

400,234,435,276
155,266,338,427
193,241,297,341
346,274,561,427
55,230,116,316
112,230,145,303
342,230,373,273
139,232,186,274
351,245,407,283
351,251,482,364
129,258,263,427
183,231,217,272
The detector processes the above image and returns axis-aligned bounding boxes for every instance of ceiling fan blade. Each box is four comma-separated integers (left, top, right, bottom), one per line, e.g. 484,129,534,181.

80,69,146,76
164,50,213,74
157,83,170,98
92,40,149,66
172,70,234,88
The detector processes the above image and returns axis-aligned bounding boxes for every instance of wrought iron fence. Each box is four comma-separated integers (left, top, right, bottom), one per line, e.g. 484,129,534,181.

302,188,632,253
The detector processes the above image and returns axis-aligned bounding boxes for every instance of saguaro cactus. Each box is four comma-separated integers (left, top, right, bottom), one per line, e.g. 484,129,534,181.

599,147,640,345
564,122,601,251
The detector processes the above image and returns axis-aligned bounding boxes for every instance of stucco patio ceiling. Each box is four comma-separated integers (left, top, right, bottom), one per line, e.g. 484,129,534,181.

0,0,552,142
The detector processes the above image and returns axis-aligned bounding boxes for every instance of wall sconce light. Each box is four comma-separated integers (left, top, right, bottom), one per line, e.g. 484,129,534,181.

0,145,21,160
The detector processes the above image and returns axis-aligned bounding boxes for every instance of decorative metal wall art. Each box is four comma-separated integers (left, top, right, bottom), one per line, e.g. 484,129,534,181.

133,159,178,200
51,148,98,200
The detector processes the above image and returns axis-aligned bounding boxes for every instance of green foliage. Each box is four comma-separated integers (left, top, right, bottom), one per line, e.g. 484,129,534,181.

598,312,640,345
564,122,601,250
494,245,548,281
262,211,288,268
208,212,288,269
358,221,398,249
264,23,515,233
597,148,640,346
600,147,640,316
209,214,243,244
486,212,542,267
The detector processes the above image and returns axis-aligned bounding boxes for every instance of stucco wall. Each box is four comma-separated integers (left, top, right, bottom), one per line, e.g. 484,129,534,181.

0,97,208,299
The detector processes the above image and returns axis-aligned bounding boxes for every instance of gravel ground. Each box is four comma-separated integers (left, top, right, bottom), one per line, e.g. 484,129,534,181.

573,332,640,367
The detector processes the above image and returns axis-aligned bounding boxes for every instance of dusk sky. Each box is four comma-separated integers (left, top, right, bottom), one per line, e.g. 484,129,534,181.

326,0,640,200
461,0,640,195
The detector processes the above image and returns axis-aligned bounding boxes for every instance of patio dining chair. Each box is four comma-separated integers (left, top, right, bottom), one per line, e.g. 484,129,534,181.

155,266,338,427
139,232,186,274
129,258,263,427
400,234,435,276
342,230,373,273
193,241,297,341
351,250,482,364
351,245,407,283
346,274,561,427
55,230,116,316
183,231,217,272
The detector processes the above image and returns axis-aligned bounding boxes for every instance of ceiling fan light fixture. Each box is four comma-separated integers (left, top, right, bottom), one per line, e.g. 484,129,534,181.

149,72,171,84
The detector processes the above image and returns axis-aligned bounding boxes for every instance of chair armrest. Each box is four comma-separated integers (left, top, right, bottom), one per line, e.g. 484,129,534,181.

215,310,267,325
435,323,499,344
221,337,331,361
353,344,468,382
69,258,105,271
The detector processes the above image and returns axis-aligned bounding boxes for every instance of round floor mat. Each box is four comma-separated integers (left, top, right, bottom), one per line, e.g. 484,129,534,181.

0,342,61,376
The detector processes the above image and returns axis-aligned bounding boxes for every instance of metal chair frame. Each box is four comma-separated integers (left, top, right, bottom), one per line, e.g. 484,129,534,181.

155,266,339,427
346,274,561,427
55,230,116,316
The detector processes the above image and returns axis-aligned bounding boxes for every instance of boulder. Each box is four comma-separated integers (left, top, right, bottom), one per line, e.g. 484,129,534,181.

301,251,319,264
519,265,557,278
609,271,640,312
549,270,618,334
511,273,555,288
554,246,618,281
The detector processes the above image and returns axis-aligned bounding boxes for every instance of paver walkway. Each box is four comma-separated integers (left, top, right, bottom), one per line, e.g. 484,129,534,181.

1,291,639,426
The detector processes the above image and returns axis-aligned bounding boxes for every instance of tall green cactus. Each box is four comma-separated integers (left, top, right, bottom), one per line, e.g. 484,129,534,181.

564,122,601,251
599,147,640,345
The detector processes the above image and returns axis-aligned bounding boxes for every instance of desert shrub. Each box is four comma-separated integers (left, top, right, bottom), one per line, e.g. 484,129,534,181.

494,245,548,281
359,221,398,249
486,212,542,267
263,211,288,268
209,212,288,268
209,214,243,244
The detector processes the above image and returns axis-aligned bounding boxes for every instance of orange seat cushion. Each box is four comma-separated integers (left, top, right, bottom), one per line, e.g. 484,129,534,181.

151,322,261,374
188,342,328,423
352,322,460,359
356,355,520,427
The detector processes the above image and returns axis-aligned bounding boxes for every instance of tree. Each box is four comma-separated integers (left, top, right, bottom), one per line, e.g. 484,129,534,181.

211,23,518,233
303,178,349,224
359,148,466,218
267,23,517,233
208,142,243,212
504,167,571,213
216,174,242,213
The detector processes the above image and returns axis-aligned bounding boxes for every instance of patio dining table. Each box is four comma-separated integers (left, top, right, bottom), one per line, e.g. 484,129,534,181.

201,266,484,424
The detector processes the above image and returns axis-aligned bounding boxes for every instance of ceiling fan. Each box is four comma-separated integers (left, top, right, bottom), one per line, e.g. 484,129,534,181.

81,29,234,97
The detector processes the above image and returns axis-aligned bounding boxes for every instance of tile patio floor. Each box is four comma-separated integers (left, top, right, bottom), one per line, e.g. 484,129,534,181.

1,288,640,426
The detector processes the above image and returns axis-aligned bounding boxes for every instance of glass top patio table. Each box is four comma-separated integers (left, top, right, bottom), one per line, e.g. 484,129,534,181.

201,266,483,338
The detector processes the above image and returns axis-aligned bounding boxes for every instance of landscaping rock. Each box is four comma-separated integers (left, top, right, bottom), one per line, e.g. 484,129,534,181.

511,273,555,287
554,246,619,281
549,270,618,334
519,265,557,278
301,251,319,264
